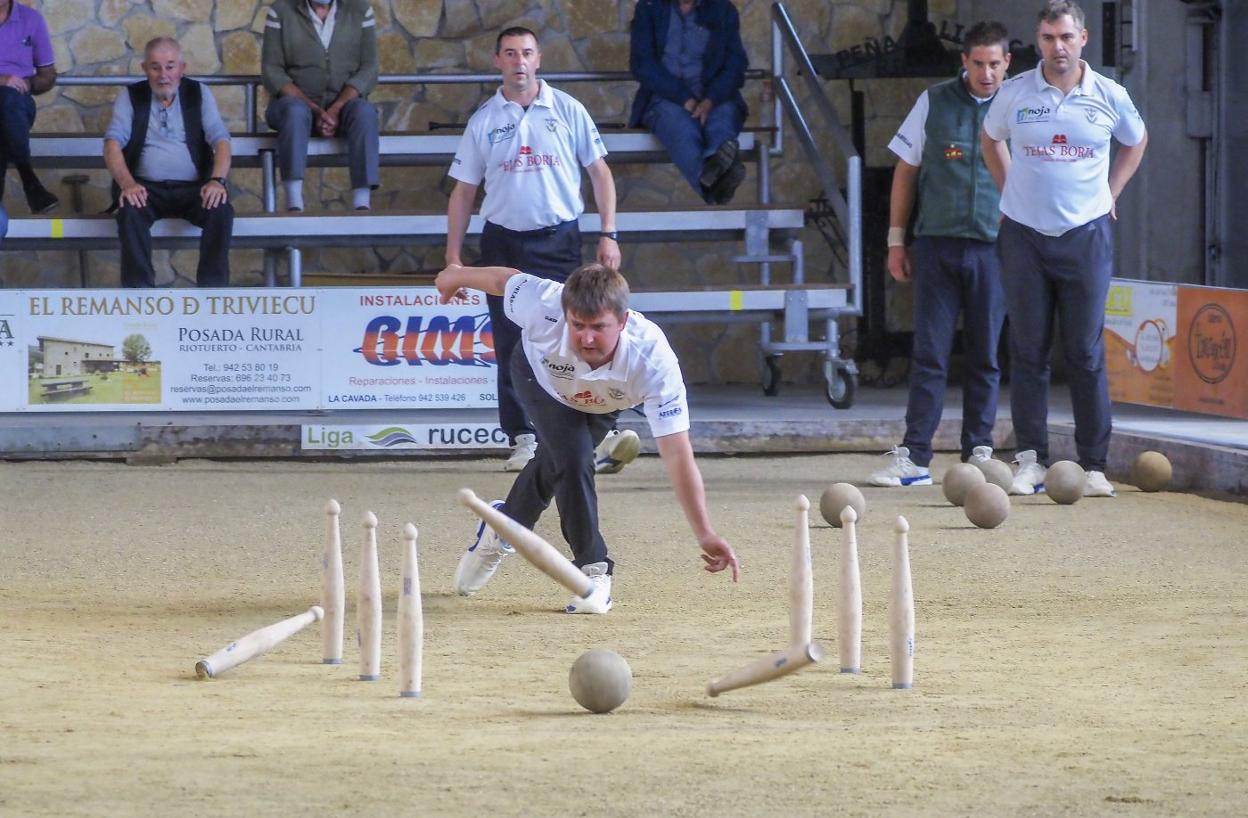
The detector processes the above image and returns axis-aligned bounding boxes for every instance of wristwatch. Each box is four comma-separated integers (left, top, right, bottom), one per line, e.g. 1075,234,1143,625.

211,176,228,186
599,231,619,241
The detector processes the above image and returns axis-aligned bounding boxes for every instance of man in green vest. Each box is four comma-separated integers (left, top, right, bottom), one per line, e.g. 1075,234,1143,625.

869,21,1011,487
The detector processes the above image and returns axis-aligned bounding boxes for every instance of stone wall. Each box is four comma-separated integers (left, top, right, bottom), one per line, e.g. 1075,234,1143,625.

3,0,956,384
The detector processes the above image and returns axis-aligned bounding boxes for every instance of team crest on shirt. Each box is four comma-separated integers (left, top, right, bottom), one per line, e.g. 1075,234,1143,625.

608,387,625,400
943,144,963,160
545,118,559,132
1085,109,1099,124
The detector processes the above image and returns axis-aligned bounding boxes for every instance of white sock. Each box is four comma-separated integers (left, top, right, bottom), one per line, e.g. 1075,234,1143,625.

352,187,371,210
284,180,303,211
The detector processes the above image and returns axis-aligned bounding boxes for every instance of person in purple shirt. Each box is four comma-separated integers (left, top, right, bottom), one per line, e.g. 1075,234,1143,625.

0,0,58,214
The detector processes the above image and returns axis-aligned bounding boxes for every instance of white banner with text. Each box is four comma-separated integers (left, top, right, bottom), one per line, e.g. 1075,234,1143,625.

0,288,496,412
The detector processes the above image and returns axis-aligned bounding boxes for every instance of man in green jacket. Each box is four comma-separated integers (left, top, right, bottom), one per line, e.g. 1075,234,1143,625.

869,21,1011,488
262,0,379,212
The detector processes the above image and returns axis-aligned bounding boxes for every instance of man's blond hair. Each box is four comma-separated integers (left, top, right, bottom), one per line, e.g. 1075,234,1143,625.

561,263,630,320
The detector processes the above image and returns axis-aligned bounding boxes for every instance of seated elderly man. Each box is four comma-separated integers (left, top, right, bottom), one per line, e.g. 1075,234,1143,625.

103,37,233,288
0,0,59,213
629,0,749,204
262,0,380,212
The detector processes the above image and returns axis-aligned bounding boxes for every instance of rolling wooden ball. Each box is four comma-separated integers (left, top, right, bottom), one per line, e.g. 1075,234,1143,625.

1132,451,1172,492
964,482,1010,529
569,649,632,714
943,463,986,507
819,483,866,527
1045,460,1086,505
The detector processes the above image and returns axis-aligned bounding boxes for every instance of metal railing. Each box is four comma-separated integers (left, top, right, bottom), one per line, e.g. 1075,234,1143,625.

769,1,863,319
56,70,768,133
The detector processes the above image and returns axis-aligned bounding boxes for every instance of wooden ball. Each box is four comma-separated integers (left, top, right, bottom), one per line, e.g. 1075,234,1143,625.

819,482,866,527
964,483,1010,529
942,463,986,507
974,458,1014,493
1132,451,1172,492
569,649,632,714
1045,460,1086,505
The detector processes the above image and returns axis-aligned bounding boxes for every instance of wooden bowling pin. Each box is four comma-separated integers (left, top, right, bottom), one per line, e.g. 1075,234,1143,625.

398,523,424,698
890,516,915,689
322,499,345,665
357,511,382,681
838,505,862,673
790,495,813,646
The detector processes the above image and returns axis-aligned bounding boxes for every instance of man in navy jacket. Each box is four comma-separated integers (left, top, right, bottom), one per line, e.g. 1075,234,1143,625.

629,0,749,204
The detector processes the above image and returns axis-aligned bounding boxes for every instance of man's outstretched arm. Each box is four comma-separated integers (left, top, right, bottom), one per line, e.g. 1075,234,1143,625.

655,431,739,581
434,263,518,302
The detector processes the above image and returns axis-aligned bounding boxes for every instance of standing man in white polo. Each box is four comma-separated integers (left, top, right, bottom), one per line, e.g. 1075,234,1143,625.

446,27,633,474
981,0,1147,498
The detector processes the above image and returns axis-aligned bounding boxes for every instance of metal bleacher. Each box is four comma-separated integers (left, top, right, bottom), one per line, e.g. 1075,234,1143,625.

2,2,863,405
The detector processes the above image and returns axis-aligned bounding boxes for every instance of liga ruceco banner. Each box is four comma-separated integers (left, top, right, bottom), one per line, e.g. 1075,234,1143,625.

0,288,496,412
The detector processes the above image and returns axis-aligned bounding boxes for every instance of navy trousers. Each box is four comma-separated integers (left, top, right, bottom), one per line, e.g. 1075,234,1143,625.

902,236,1005,467
480,219,582,444
116,180,233,288
996,215,1114,471
504,352,618,573
0,88,36,180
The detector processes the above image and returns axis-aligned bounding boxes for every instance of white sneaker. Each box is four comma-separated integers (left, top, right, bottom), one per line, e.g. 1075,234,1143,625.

969,445,993,464
1010,450,1047,495
565,561,613,614
868,446,932,487
1083,470,1117,497
594,429,640,475
504,434,537,472
453,500,514,596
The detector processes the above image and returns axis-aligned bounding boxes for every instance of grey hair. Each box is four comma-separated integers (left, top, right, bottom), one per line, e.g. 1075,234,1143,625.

144,37,184,62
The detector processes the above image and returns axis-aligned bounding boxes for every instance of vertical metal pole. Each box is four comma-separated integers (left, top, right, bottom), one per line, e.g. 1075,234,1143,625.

848,156,863,316
262,151,277,213
288,247,302,288
245,82,257,133
758,133,771,205
771,12,784,156
263,251,277,288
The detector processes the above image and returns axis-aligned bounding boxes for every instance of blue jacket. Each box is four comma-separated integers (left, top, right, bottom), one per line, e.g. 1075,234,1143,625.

628,0,749,128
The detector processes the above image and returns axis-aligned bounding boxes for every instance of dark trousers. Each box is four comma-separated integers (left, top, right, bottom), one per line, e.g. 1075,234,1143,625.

504,352,618,573
902,236,1005,467
116,180,233,288
997,215,1114,471
480,219,582,443
0,88,36,180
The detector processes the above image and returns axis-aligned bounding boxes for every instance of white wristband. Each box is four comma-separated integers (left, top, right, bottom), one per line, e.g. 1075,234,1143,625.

887,227,906,248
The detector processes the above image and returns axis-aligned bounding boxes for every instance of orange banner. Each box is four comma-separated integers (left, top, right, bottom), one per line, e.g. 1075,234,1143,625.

1173,286,1248,419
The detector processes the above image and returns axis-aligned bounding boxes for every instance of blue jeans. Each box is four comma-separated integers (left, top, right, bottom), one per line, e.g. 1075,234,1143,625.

902,236,1005,467
643,98,745,198
0,87,37,177
264,95,379,189
997,215,1114,471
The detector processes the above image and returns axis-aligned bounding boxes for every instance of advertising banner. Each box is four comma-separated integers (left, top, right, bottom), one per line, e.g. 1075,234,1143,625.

1173,285,1248,420
1104,280,1178,409
0,288,496,412
301,422,507,451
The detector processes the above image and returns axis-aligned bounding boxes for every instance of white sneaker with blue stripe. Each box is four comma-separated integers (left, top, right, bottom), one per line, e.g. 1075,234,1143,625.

453,500,514,596
565,562,613,614
1010,450,1047,495
594,429,640,475
869,446,932,487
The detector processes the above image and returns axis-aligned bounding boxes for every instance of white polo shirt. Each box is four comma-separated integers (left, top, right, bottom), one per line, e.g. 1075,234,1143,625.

983,62,1145,236
503,273,690,438
449,80,608,232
